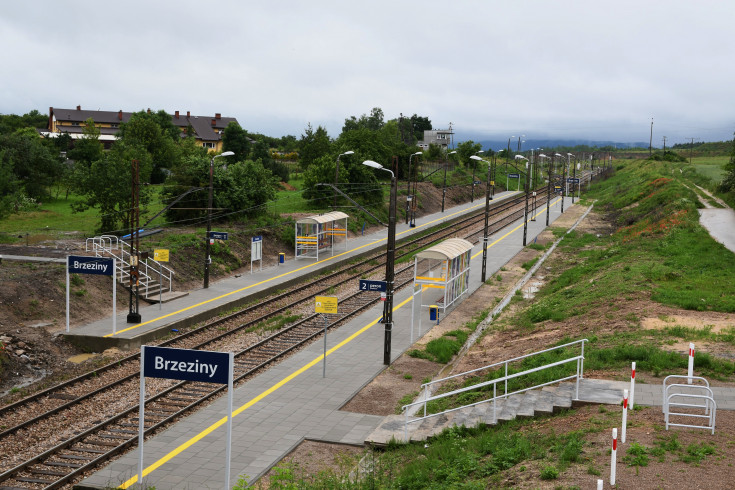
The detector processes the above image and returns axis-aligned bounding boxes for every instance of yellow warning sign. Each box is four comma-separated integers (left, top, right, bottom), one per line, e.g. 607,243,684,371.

490,181,495,186
154,249,170,262
315,296,338,314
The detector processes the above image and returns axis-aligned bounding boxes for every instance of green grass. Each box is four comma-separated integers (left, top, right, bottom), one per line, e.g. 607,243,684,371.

259,417,590,489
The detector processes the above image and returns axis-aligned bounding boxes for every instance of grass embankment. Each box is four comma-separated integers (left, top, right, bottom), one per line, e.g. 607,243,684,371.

252,159,735,488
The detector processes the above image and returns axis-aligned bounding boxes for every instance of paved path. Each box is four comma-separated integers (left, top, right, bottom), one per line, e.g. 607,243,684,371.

78,195,575,489
699,208,735,253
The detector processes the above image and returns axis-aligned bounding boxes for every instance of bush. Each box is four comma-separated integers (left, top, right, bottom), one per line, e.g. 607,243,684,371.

540,465,559,480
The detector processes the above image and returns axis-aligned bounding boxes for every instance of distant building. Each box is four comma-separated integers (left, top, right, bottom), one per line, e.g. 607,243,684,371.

417,128,454,150
43,106,239,152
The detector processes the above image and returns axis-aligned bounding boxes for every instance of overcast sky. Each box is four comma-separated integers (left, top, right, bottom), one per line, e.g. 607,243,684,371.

2,1,733,147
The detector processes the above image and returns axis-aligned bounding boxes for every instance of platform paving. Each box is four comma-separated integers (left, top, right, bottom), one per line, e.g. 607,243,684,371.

77,194,580,489
64,190,523,351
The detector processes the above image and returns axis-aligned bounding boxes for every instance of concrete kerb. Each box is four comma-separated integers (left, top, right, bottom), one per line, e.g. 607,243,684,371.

409,203,595,415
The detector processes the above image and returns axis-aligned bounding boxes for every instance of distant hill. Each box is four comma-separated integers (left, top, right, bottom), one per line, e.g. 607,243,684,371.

460,138,650,152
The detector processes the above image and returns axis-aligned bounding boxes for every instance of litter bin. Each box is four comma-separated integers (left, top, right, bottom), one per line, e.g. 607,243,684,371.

278,252,285,265
429,305,439,323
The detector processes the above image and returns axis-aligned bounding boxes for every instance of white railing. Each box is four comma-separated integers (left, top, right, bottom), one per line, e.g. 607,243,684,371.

663,375,716,434
86,236,174,296
665,393,716,434
402,339,587,441
662,375,711,414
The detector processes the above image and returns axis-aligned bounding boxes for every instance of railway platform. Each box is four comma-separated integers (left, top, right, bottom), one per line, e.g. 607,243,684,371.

77,194,579,489
64,190,526,351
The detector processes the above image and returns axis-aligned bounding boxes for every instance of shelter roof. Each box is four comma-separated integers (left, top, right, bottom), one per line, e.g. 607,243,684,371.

296,211,349,225
417,237,473,261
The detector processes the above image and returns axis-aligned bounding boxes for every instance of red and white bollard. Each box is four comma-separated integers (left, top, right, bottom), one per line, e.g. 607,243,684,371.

610,428,618,486
629,362,636,409
622,389,629,443
688,343,695,384
597,479,603,490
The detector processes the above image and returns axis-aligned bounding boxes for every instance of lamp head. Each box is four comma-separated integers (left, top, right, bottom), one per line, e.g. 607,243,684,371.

449,150,457,155
362,160,382,170
413,151,422,156
342,150,355,156
470,155,484,161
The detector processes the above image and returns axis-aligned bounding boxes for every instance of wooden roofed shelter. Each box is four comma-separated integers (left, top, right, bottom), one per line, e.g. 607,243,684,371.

295,211,349,260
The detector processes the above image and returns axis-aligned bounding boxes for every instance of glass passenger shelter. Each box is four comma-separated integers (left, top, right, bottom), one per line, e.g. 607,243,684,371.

295,211,349,260
410,237,473,340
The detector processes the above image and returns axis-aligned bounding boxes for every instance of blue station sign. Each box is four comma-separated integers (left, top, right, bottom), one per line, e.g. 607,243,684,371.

359,279,387,292
209,231,229,241
142,345,231,384
252,235,262,243
508,173,520,179
67,255,114,276
567,178,580,183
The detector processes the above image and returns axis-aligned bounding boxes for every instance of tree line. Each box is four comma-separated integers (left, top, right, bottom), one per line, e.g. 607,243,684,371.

0,108,488,233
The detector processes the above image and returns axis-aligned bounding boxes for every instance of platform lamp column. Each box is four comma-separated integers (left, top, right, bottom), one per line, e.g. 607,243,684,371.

406,151,421,224
410,152,422,227
545,154,553,225
333,150,354,210
363,159,397,365
471,150,484,203
564,153,574,213
471,155,491,282
572,155,578,204
442,150,457,212
515,155,530,246
204,151,234,289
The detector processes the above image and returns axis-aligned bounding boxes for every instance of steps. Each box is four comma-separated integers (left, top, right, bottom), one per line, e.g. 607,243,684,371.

86,235,184,304
365,379,626,446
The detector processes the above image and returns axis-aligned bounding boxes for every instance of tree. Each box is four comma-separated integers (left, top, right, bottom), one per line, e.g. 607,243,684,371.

299,123,331,168
302,154,382,209
67,118,104,166
117,110,180,184
163,153,280,223
71,143,153,233
222,121,251,162
0,129,63,200
456,140,483,168
341,107,385,134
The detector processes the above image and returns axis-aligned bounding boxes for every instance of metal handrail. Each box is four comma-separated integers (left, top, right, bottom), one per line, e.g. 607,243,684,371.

402,339,587,441
86,236,175,295
421,338,587,392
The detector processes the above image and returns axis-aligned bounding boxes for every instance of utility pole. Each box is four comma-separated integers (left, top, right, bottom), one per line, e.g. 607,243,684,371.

127,159,141,324
649,118,654,157
662,136,667,155
686,137,697,164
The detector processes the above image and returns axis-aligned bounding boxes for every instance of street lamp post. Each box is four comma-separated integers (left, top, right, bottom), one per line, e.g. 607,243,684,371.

406,151,422,224
516,155,531,246
333,150,354,210
471,150,484,203
471,155,492,282
363,160,397,365
564,153,574,212
204,151,235,289
442,150,456,212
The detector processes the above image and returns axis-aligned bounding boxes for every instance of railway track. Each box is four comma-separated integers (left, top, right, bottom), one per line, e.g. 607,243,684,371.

0,187,556,488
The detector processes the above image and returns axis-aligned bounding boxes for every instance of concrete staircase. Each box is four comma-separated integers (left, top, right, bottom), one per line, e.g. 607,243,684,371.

365,378,627,446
